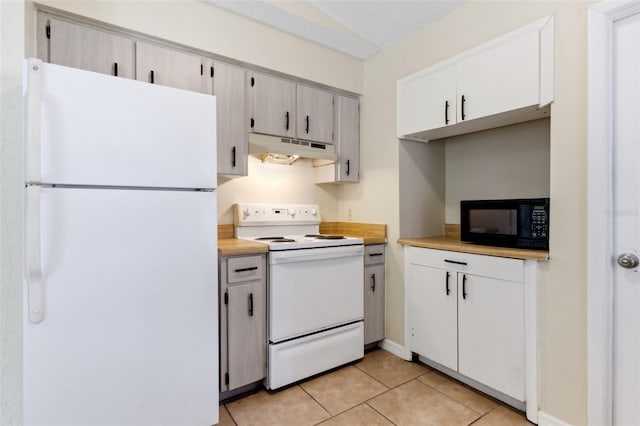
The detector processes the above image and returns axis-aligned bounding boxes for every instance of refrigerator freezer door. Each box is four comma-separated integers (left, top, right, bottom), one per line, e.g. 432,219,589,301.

23,186,218,426
25,59,217,188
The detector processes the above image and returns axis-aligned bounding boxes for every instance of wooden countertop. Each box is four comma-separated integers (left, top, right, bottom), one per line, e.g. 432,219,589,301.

217,221,387,256
398,236,549,261
218,239,268,256
320,222,387,245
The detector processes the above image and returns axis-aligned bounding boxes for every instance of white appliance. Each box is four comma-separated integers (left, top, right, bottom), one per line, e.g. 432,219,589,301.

23,59,219,426
235,203,364,389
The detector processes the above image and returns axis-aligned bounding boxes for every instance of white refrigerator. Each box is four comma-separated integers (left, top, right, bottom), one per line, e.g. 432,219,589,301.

23,58,219,426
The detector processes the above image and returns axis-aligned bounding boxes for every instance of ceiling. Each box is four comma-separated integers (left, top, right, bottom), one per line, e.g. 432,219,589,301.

205,0,466,59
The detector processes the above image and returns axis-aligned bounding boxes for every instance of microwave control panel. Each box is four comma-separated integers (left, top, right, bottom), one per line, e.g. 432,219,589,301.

531,206,548,238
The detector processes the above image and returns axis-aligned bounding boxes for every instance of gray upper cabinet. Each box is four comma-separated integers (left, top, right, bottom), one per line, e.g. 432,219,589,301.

249,72,296,138
46,17,135,79
335,95,360,182
135,42,206,93
207,60,247,176
296,85,334,144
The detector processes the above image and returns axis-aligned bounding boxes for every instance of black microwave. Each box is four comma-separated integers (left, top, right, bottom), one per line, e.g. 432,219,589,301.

460,198,549,250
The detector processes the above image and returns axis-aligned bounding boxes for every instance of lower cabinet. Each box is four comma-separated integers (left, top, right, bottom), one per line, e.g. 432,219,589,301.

405,246,525,401
219,253,267,392
364,245,385,345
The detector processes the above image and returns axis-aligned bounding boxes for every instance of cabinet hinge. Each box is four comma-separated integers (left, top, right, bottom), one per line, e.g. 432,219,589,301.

45,23,51,39
200,64,203,76
250,77,255,87
250,118,254,128
224,372,229,386
224,291,228,305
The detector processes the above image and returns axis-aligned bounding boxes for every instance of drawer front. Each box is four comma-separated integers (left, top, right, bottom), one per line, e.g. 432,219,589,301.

227,255,264,284
405,246,523,283
364,244,385,266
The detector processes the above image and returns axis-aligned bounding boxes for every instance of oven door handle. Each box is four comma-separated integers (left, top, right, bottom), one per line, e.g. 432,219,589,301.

270,245,364,264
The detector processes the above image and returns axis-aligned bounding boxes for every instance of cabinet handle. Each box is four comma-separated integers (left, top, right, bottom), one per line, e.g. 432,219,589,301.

210,66,214,78
248,293,254,317
235,266,258,273
461,95,466,120
150,70,155,84
445,100,449,124
113,62,118,77
285,111,290,130
371,273,376,291
462,274,467,299
305,115,309,133
346,159,350,176
445,271,451,295
231,146,236,168
444,259,467,266
368,253,383,257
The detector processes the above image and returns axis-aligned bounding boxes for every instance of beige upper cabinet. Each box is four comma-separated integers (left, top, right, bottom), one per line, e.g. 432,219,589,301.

249,72,296,138
46,17,135,79
335,95,360,182
207,60,248,176
296,85,334,144
135,42,206,93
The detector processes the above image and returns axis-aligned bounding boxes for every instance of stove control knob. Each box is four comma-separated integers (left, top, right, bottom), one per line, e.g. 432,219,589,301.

242,207,250,219
311,208,318,216
288,208,296,217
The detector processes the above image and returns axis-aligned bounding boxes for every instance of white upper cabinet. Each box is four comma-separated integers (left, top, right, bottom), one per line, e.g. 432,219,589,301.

249,72,296,138
296,85,334,144
397,64,457,137
456,31,539,123
397,16,554,141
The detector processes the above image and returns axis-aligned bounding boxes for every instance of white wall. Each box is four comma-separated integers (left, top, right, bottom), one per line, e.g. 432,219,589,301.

341,2,592,424
444,119,551,223
0,0,25,424
217,158,339,224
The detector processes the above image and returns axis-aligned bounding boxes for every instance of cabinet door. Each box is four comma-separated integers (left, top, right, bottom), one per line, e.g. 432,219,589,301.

209,60,247,176
335,95,360,182
406,264,457,370
227,280,266,390
458,273,524,400
136,42,205,93
48,18,135,79
296,85,334,143
456,31,539,123
250,73,296,138
364,264,385,345
397,65,456,137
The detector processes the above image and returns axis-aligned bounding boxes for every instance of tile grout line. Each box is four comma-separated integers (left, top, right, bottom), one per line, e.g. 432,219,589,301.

297,384,334,423
364,400,401,425
352,360,427,390
416,373,495,417
221,403,239,426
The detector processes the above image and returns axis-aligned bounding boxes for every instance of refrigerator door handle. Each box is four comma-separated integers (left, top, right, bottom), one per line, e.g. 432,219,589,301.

26,58,43,184
25,185,44,323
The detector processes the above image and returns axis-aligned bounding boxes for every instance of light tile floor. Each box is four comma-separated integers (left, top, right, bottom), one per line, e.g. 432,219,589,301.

220,349,532,426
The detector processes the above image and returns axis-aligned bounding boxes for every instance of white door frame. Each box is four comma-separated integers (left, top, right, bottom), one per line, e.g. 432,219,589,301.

587,2,640,425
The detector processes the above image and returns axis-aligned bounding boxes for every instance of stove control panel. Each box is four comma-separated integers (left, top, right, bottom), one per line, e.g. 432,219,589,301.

235,203,320,226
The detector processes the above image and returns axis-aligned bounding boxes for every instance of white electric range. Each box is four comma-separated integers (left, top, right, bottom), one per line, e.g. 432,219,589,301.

235,203,365,390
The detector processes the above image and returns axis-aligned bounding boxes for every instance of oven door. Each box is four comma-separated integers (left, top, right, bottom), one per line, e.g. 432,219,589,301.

269,245,364,343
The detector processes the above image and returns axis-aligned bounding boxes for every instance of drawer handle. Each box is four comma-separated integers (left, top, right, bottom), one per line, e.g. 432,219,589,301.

371,273,376,291
369,253,383,257
444,259,467,266
248,293,254,317
445,271,451,295
462,274,467,300
235,266,258,273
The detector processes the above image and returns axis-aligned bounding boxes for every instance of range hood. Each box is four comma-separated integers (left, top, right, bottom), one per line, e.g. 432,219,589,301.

248,133,337,166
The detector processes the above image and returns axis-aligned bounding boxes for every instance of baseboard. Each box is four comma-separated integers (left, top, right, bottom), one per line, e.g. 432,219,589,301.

538,411,572,426
378,339,412,360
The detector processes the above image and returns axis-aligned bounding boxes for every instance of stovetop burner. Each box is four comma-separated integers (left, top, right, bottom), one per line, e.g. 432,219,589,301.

304,234,345,240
